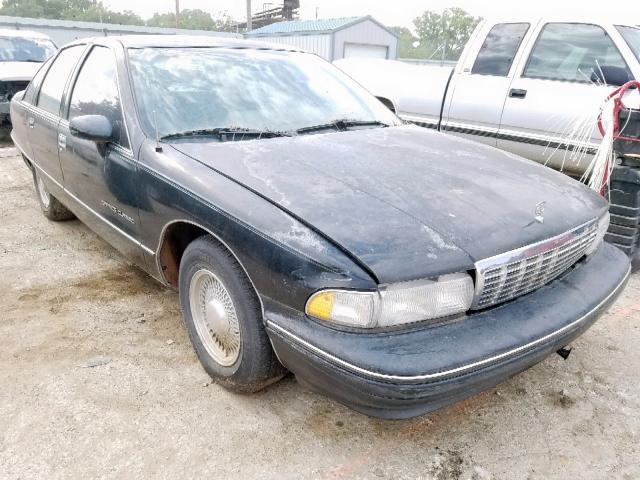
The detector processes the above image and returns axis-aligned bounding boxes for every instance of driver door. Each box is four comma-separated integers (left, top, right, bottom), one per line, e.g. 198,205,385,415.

58,45,144,265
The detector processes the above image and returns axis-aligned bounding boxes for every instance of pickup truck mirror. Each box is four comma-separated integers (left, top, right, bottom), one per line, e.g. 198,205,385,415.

69,115,113,143
590,66,632,87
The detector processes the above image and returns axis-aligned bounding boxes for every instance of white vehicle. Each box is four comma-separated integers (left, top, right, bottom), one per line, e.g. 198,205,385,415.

336,17,640,256
336,17,640,174
1,29,57,126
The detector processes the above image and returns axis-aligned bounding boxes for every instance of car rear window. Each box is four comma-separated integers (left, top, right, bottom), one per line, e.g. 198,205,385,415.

0,36,56,62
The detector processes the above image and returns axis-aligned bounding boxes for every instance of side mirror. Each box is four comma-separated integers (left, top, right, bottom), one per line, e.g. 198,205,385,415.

590,66,632,87
69,115,113,143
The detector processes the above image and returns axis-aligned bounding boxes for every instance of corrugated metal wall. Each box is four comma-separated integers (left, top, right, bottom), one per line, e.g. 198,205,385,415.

333,19,397,61
249,34,332,60
0,15,239,47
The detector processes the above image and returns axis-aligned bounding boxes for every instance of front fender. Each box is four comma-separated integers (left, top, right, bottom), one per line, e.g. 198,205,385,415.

137,141,377,311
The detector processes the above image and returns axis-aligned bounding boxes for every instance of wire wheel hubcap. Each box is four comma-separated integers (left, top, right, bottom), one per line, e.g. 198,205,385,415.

36,173,50,208
189,269,241,367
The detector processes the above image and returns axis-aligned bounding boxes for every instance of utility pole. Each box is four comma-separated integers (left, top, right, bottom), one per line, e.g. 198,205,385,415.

246,0,252,31
175,0,180,28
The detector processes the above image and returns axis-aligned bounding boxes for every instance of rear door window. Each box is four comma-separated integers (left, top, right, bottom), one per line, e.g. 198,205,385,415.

472,23,530,76
524,23,630,84
36,45,85,115
67,46,129,149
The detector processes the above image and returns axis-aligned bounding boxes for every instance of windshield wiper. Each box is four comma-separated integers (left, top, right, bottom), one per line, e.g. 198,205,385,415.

296,119,390,135
160,127,292,142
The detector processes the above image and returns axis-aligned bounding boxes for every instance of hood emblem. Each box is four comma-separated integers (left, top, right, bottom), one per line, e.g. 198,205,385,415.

535,201,546,224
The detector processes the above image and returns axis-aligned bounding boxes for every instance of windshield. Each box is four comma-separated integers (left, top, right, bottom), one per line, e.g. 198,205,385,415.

0,36,57,62
127,47,400,139
617,26,640,63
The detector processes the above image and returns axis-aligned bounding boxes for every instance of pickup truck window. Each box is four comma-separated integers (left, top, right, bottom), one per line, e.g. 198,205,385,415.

68,46,130,149
617,26,640,63
127,47,400,139
36,45,85,115
472,23,530,76
524,23,629,84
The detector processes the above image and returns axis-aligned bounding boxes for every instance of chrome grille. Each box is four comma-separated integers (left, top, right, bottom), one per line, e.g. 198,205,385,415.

472,220,598,310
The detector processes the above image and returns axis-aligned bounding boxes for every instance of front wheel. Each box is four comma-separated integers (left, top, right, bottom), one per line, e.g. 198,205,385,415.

32,167,75,221
179,236,285,392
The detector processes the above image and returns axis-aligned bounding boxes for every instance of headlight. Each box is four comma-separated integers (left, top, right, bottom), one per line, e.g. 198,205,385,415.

305,289,377,328
305,273,474,328
585,212,610,256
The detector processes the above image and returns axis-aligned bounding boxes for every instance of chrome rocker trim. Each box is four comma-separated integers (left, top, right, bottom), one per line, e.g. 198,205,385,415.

29,159,155,256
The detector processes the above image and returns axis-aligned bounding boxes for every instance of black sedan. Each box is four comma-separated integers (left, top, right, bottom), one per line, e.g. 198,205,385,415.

10,35,630,419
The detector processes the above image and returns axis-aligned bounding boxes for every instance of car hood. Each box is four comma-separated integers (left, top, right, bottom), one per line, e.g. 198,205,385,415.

0,61,41,81
171,125,607,284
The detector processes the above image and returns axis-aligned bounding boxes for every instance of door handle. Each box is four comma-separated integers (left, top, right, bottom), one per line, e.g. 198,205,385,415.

509,88,527,99
28,116,35,128
58,133,66,151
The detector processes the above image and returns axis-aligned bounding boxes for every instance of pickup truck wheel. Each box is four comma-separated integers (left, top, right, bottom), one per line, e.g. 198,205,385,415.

32,169,75,221
179,236,285,392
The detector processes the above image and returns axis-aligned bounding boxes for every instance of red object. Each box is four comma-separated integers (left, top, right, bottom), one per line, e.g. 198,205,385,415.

597,80,640,141
596,80,640,196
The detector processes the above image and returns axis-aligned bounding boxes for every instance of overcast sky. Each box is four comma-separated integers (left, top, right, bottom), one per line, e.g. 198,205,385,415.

102,1,637,29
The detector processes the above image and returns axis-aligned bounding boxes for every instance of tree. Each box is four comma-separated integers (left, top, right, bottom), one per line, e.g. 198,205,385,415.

0,1,236,31
413,7,481,61
391,26,431,60
0,0,144,25
147,8,236,32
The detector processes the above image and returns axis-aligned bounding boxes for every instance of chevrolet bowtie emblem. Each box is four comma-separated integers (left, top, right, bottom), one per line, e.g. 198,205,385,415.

535,201,546,224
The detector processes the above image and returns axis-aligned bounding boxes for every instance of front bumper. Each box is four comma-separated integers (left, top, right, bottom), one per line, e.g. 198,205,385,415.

265,243,630,419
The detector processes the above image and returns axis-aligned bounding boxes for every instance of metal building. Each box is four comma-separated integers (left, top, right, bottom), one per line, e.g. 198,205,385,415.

0,15,240,47
245,16,398,61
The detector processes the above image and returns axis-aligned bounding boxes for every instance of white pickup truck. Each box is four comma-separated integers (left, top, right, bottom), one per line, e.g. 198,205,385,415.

1,29,56,131
336,16,640,256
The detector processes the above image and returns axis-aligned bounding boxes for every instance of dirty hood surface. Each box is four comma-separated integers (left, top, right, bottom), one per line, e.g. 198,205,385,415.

0,61,41,82
171,125,606,283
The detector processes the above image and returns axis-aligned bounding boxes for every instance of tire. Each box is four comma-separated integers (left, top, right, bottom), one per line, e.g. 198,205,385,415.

179,235,285,392
31,167,75,221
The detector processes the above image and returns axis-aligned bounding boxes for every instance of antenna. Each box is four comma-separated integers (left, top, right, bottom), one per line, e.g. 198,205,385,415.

153,109,162,152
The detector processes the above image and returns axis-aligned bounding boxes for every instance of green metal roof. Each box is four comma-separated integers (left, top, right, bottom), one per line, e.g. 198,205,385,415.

246,17,362,36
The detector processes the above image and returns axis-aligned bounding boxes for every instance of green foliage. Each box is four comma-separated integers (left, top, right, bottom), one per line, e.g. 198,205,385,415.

412,7,481,61
391,26,431,60
0,0,238,31
146,9,237,32
0,0,145,25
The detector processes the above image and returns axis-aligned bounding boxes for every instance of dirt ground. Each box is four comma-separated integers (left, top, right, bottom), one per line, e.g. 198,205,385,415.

1,146,639,480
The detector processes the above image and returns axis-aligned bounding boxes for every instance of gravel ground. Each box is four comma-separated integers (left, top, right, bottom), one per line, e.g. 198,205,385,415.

1,147,639,480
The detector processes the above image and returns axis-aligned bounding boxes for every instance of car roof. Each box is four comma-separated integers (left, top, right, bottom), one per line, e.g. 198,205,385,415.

0,28,53,40
64,34,305,53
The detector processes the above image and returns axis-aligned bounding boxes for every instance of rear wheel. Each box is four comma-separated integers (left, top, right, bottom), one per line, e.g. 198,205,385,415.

179,235,285,392
32,168,75,221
